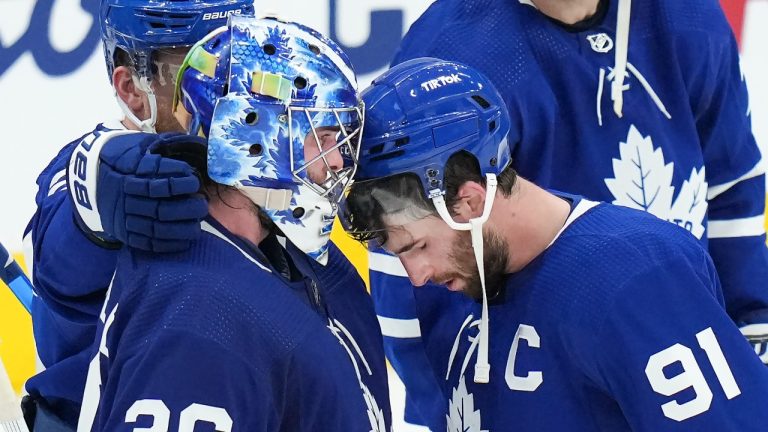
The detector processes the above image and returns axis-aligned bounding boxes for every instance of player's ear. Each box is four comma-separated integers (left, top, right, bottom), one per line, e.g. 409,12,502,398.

450,181,486,222
113,66,148,120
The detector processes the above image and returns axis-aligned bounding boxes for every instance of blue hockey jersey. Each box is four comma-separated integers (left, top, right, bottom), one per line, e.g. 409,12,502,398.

439,199,768,431
372,0,768,428
24,121,126,425
78,217,391,431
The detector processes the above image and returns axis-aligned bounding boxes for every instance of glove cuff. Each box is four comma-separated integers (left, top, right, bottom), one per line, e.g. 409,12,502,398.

67,129,138,234
71,214,122,249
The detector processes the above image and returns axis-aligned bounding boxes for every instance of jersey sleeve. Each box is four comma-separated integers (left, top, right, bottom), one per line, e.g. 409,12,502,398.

24,135,119,369
368,248,459,431
679,15,768,320
88,329,278,432
575,251,768,431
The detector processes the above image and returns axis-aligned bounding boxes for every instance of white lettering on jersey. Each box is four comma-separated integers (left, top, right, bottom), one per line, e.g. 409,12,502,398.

68,129,138,233
124,400,233,432
604,125,708,238
125,400,170,432
645,327,741,422
505,324,543,392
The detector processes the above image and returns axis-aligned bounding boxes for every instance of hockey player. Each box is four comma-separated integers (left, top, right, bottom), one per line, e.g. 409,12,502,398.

342,57,768,431
77,16,391,431
21,1,254,429
371,0,768,428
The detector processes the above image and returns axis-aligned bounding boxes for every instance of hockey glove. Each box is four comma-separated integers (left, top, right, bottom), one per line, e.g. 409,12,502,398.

68,131,208,253
738,308,768,365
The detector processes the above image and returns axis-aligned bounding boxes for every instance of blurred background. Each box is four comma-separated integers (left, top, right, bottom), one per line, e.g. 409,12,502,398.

0,0,766,429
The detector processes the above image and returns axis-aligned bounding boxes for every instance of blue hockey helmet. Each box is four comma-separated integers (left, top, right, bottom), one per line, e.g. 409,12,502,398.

353,57,511,198
101,0,254,132
174,16,363,264
101,0,254,83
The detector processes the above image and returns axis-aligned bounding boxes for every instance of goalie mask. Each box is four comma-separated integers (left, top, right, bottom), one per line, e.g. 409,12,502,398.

175,16,363,264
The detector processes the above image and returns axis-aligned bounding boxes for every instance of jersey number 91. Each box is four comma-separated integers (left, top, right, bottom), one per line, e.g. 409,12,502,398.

645,327,741,422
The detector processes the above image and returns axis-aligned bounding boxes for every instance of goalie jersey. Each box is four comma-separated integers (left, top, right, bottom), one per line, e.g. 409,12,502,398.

78,217,391,431
372,0,768,428
443,198,768,431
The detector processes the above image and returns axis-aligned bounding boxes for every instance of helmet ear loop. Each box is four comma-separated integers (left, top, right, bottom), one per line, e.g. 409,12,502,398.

114,71,158,133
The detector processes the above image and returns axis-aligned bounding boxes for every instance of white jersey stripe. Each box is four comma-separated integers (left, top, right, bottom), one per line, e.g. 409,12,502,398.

707,159,765,200
377,316,422,339
708,215,766,239
368,251,408,277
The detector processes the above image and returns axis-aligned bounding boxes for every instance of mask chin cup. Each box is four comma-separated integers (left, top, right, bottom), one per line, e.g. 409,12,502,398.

264,184,337,265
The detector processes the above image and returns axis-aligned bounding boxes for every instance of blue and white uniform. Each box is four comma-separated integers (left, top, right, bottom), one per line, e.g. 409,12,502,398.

373,0,768,427
77,217,391,431
24,122,126,427
439,197,768,431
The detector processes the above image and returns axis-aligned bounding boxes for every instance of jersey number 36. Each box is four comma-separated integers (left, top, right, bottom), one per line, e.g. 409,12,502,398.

125,400,232,432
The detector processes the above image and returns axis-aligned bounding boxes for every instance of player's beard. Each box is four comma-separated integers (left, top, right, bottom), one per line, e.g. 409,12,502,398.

442,227,510,301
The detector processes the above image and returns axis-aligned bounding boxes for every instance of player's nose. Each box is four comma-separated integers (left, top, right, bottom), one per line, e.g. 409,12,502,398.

322,137,343,174
400,256,432,287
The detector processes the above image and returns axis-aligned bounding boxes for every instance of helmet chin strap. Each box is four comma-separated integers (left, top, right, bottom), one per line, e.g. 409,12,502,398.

432,173,498,384
115,75,158,133
611,0,631,117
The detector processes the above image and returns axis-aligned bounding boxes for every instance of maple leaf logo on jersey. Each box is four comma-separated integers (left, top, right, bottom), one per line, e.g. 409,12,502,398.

447,376,488,432
362,382,387,432
604,125,708,238
327,318,387,432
